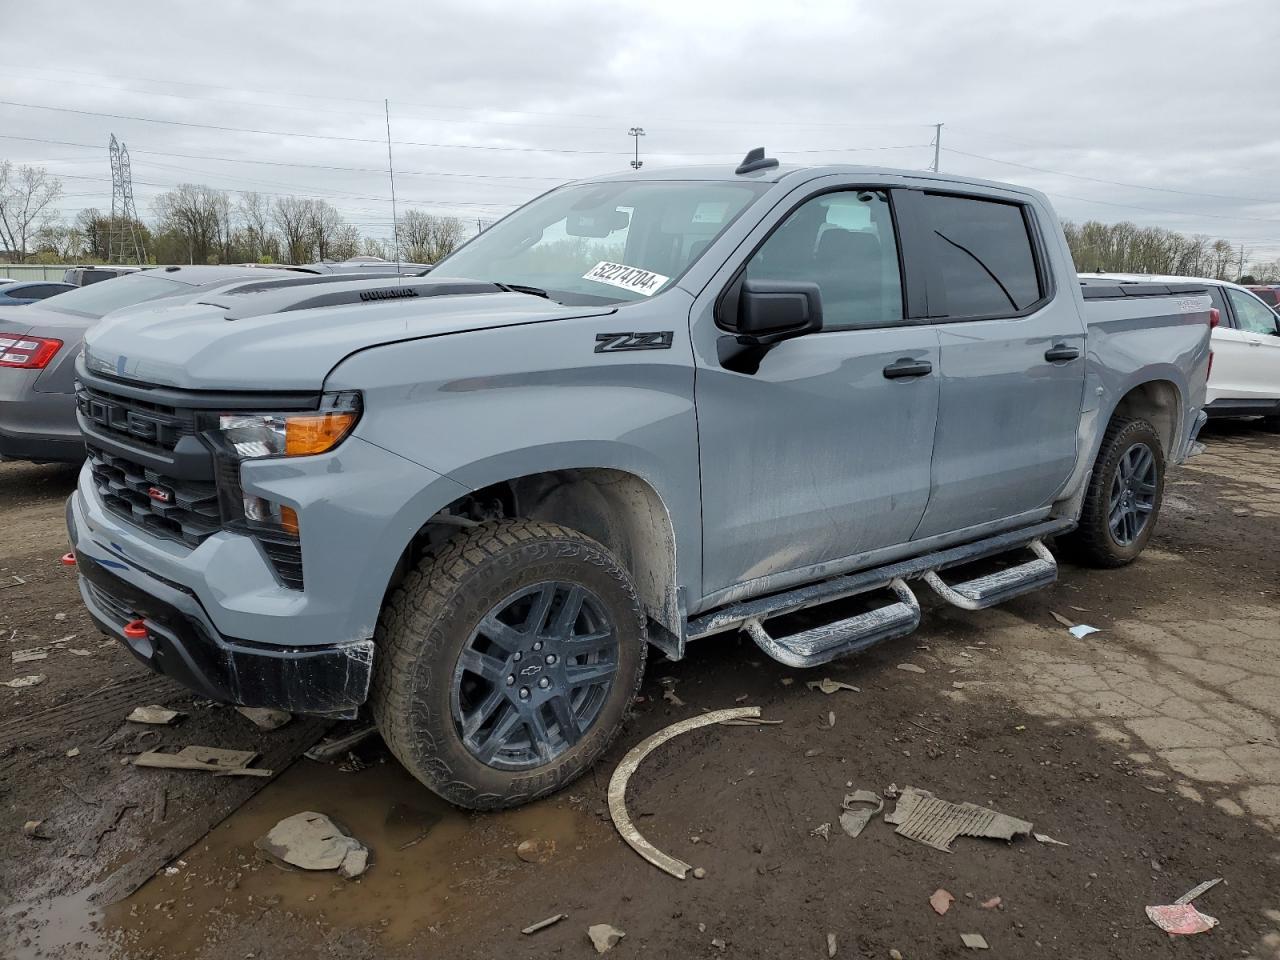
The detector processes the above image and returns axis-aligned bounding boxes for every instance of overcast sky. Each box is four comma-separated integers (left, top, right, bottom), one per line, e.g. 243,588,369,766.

3,0,1277,258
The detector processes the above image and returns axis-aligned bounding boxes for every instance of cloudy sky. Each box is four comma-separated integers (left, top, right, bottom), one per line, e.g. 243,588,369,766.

3,0,1277,258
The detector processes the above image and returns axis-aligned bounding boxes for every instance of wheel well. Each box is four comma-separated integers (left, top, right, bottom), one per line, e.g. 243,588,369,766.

398,469,682,648
1111,380,1180,458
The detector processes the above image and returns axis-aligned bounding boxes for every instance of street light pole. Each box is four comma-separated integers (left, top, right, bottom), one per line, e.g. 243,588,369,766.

628,126,645,170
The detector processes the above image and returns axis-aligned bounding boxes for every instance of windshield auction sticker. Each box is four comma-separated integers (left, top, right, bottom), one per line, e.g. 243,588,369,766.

582,261,670,297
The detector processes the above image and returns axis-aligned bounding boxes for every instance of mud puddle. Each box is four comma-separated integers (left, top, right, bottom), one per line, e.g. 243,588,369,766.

11,753,601,959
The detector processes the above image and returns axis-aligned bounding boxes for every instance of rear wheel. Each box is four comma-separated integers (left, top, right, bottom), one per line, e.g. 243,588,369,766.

371,519,647,809
1062,417,1165,568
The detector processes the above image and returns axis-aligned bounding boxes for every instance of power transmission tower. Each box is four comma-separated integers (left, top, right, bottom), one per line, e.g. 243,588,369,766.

108,134,146,264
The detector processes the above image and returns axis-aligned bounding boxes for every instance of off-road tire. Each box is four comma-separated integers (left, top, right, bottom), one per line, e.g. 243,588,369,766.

371,519,647,810
1062,417,1165,568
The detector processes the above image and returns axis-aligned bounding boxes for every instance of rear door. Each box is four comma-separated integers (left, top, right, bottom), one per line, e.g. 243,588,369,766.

692,183,940,601
1221,286,1280,400
908,190,1087,539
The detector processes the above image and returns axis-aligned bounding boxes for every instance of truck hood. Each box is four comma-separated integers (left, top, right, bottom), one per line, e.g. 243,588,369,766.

84,284,616,391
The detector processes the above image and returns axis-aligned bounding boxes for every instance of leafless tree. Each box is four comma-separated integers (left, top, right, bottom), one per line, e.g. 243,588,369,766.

0,161,64,262
273,195,314,264
154,184,228,264
396,209,465,263
238,192,276,262
308,200,346,262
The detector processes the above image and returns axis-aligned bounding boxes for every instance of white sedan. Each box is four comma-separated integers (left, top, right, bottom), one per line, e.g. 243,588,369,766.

1081,274,1280,430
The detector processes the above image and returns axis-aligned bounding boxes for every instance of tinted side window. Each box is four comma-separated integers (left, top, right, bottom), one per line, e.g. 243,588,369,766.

1206,286,1232,327
1226,287,1279,335
924,194,1042,318
25,285,62,300
744,190,903,330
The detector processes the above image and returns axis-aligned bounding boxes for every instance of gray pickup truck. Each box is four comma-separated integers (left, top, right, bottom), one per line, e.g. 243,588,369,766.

66,151,1212,809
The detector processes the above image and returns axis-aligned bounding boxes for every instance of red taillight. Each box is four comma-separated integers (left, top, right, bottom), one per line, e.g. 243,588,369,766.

0,334,62,369
1208,307,1220,330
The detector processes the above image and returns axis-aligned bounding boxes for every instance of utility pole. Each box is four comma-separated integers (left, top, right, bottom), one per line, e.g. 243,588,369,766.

628,127,645,170
384,99,402,280
931,123,943,173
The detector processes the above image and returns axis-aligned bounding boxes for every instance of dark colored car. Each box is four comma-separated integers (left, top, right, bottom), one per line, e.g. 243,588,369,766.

63,266,141,287
1245,285,1279,311
0,265,357,463
0,281,76,305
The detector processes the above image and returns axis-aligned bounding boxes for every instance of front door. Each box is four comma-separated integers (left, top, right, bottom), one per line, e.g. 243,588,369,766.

691,186,940,602
1217,286,1280,402
908,190,1087,539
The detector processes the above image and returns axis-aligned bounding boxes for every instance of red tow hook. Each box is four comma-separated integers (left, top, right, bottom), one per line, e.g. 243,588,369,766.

60,552,77,566
123,619,149,640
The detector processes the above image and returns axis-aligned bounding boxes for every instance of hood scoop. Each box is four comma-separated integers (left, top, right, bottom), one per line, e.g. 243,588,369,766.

219,278,504,321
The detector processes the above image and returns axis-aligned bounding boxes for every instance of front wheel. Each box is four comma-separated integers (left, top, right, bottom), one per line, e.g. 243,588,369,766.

371,519,647,810
1062,417,1165,568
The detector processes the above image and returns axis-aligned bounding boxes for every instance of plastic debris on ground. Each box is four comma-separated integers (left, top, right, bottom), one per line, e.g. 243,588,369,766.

930,888,955,915
960,932,990,949
1145,903,1217,935
980,896,1002,909
255,811,369,879
3,674,46,688
838,790,883,839
826,932,837,957
236,707,292,730
897,663,926,674
1069,624,1101,639
12,648,48,663
807,678,860,695
521,914,566,935
134,745,271,776
607,706,762,879
811,822,831,841
884,786,1032,852
1033,832,1069,846
587,923,625,953
126,705,184,725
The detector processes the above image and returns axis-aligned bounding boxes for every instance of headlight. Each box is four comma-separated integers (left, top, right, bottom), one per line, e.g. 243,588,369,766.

210,391,361,460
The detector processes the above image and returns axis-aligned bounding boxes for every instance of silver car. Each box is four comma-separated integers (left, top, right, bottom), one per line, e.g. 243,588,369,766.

0,265,367,463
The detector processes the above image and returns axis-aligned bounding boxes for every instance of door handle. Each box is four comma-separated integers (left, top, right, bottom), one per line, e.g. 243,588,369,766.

1044,344,1081,362
883,357,933,379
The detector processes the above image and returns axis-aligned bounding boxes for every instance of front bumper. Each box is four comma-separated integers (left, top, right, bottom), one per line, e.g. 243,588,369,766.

69,496,372,716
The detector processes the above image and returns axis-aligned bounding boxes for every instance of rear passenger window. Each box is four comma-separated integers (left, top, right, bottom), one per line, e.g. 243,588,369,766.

744,190,903,330
924,194,1043,318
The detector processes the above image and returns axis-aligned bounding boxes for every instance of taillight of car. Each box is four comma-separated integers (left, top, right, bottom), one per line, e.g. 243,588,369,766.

0,334,62,369
1206,307,1218,379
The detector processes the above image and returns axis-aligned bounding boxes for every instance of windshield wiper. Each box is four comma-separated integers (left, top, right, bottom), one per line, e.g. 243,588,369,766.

495,282,551,300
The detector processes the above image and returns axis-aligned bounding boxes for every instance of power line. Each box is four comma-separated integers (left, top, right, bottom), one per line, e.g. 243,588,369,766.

0,98,933,158
0,61,937,131
943,146,1280,206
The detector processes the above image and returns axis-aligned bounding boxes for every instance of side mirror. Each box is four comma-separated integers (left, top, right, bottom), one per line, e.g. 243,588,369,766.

735,279,824,345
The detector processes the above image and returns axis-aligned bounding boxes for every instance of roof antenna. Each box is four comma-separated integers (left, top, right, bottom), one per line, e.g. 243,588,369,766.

735,147,779,176
384,98,402,285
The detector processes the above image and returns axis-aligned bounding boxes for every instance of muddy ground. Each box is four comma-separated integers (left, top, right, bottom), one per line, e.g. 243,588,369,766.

2,422,1278,959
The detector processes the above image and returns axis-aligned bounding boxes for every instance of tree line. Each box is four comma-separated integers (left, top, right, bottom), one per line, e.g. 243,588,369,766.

1062,219,1278,283
4,158,1280,281
0,160,467,266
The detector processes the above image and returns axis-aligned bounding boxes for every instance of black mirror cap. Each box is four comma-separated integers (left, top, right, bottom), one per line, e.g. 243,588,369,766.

736,279,824,345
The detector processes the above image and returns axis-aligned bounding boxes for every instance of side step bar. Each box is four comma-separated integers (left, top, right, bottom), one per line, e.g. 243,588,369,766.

923,540,1057,611
744,579,920,669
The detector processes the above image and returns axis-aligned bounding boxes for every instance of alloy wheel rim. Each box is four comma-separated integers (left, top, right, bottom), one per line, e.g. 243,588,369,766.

1108,442,1157,546
450,581,618,771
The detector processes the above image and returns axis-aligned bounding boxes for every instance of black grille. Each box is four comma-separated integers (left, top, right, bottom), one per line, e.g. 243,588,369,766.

87,445,221,547
257,533,304,590
76,384,193,453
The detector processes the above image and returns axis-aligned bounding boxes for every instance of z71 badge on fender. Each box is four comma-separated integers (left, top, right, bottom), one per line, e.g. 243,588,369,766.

594,331,674,353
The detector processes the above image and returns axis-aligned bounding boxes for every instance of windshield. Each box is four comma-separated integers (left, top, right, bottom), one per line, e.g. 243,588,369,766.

433,180,768,304
43,273,189,318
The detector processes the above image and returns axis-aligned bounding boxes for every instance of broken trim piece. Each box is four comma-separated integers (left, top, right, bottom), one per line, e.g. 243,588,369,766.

607,707,762,879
